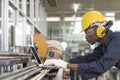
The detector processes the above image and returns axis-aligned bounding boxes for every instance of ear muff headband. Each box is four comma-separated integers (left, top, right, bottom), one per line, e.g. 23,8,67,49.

96,26,106,38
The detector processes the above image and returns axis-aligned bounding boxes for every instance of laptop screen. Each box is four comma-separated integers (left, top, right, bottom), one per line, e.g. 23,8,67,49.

29,46,41,64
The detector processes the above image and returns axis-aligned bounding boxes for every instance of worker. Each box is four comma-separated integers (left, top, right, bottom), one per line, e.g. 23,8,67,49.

43,11,120,80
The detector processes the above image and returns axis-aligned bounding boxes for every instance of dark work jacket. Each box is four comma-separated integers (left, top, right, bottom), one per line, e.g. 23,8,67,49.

69,30,120,80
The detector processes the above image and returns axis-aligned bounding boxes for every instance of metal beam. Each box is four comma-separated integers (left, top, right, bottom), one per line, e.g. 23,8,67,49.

1,0,9,51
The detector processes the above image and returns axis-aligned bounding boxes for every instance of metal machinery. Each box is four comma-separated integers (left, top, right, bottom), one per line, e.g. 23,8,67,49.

0,65,64,80
0,33,69,80
33,33,64,60
46,40,64,59
0,51,32,73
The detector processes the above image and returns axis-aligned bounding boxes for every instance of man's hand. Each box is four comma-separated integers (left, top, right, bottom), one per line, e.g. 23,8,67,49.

39,64,45,68
44,59,67,69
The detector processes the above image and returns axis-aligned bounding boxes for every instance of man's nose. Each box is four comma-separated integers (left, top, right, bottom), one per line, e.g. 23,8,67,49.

85,35,89,40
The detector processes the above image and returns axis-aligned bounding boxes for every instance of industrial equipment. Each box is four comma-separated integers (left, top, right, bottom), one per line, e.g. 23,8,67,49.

0,65,64,80
0,33,69,80
46,40,64,59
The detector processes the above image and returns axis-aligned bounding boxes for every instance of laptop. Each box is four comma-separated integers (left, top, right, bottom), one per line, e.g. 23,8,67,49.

29,46,41,64
29,46,55,68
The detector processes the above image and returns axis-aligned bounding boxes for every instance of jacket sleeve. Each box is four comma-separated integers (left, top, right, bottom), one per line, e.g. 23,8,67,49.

69,44,104,64
78,38,120,80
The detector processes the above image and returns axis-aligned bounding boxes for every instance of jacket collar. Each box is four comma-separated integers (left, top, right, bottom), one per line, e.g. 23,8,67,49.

104,30,113,46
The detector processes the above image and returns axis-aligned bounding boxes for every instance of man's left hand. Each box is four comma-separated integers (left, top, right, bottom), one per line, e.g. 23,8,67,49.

44,59,67,69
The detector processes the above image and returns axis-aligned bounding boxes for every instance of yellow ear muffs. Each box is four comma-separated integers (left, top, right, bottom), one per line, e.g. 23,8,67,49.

96,26,106,38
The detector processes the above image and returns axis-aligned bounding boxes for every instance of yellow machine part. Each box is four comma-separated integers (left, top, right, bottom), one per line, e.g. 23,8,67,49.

33,33,47,60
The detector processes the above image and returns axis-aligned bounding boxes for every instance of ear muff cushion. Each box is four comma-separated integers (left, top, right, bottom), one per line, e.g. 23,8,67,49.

96,26,106,38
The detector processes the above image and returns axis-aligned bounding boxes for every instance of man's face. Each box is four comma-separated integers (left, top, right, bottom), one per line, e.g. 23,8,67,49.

84,26,99,44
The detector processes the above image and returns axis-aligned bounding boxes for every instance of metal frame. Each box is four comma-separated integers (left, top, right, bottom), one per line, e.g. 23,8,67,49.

1,0,9,51
0,0,47,51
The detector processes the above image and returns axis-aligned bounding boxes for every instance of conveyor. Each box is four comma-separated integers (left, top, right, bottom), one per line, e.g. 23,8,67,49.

0,65,64,80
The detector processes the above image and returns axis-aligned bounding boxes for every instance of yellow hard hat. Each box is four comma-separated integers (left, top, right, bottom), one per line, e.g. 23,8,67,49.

81,11,106,31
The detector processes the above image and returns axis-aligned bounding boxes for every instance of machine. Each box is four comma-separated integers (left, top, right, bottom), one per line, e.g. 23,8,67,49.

0,33,69,80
